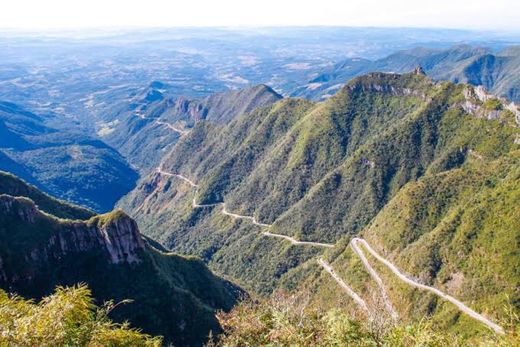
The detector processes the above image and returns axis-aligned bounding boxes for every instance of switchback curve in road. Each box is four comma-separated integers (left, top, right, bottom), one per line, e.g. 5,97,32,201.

353,238,504,334
152,168,505,334
351,238,398,320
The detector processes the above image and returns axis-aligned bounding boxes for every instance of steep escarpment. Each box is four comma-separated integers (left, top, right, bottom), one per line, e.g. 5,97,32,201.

0,177,241,346
120,71,519,333
0,195,145,273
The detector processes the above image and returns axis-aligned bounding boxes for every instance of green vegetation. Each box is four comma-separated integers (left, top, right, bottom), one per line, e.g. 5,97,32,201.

120,71,519,336
311,151,520,336
210,292,520,346
0,175,240,346
0,101,138,212
0,170,94,220
0,285,161,346
105,84,282,173
483,98,503,110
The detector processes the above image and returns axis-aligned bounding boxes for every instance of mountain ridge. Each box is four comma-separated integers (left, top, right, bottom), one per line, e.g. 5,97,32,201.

101,84,282,173
292,45,520,103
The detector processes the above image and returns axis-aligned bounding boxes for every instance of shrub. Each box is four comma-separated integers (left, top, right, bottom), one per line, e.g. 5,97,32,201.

0,284,162,346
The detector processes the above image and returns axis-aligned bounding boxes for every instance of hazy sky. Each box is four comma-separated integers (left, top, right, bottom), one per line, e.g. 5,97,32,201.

1,0,518,31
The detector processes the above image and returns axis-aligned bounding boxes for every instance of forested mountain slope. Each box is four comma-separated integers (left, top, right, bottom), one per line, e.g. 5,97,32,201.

119,71,519,334
0,173,240,346
0,101,138,211
309,149,519,337
0,170,94,219
100,83,282,172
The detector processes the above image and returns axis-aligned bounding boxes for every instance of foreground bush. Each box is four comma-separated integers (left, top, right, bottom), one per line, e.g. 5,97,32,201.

0,284,162,346
210,291,520,346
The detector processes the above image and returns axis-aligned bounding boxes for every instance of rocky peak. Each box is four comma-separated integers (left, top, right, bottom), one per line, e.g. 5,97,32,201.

252,84,283,99
174,97,208,121
345,72,430,99
0,195,38,223
89,210,146,264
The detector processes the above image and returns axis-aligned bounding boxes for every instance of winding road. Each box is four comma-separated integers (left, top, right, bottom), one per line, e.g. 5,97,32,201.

351,239,398,320
134,111,190,136
155,119,190,136
318,258,370,313
153,165,504,334
352,238,505,334
263,231,334,248
156,168,333,247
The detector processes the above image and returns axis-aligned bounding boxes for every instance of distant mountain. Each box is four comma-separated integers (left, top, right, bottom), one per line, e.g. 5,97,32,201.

100,83,282,172
119,71,519,335
0,101,138,211
0,172,240,346
292,45,520,103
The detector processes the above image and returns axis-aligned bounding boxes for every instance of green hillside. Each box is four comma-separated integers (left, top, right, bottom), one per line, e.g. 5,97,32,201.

0,170,94,219
119,70,519,337
101,84,282,173
310,150,519,337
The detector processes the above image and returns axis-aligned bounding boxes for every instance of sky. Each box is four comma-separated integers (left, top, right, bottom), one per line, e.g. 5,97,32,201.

0,0,519,31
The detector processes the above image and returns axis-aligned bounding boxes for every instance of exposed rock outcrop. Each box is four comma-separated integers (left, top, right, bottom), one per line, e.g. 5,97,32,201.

462,85,520,125
0,178,241,346
346,72,429,99
414,66,426,75
174,97,208,121
0,195,145,268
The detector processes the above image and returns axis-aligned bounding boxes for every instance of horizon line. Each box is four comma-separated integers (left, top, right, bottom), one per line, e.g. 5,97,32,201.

0,25,519,34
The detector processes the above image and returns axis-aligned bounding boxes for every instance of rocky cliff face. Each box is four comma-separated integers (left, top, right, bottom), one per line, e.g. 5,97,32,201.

346,72,430,99
0,177,241,346
0,194,145,287
462,85,520,126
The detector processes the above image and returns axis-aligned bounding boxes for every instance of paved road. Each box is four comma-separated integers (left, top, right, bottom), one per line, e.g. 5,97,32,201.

263,231,334,248
318,258,370,313
134,112,190,136
152,168,504,334
155,119,190,136
351,238,398,320
352,238,504,334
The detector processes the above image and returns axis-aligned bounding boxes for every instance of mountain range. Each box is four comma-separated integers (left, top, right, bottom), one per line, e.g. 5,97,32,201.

292,45,520,103
1,34,520,345
119,70,519,336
